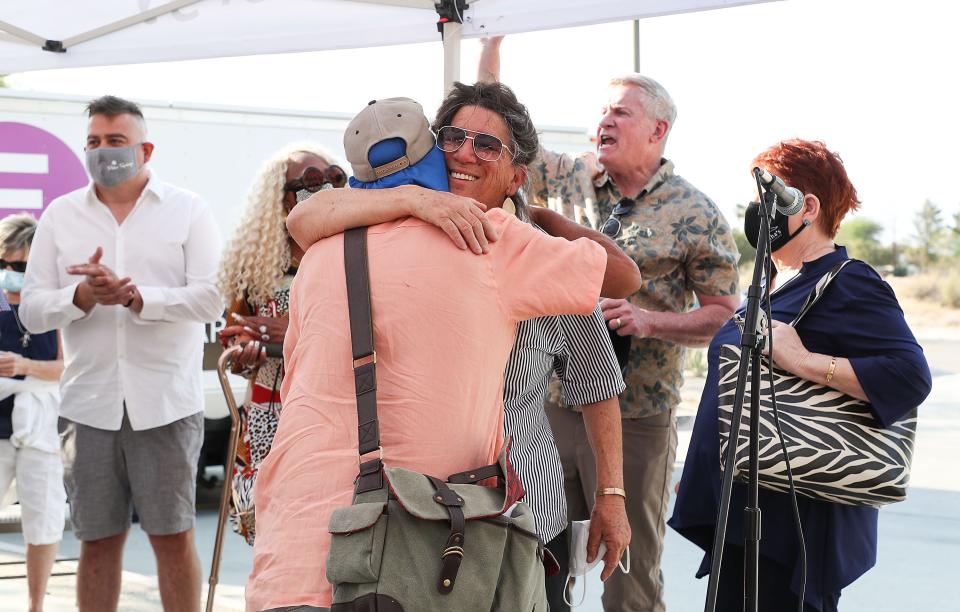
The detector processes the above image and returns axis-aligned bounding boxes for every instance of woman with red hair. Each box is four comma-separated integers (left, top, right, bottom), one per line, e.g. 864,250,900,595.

669,139,932,611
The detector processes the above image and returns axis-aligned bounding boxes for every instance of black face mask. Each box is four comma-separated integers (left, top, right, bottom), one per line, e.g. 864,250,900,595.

744,201,810,252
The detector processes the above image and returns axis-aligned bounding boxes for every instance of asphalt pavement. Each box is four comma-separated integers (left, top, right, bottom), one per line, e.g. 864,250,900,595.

1,353,956,611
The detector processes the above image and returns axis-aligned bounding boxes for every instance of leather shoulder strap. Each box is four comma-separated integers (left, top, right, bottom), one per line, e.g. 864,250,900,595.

344,227,381,458
790,258,858,326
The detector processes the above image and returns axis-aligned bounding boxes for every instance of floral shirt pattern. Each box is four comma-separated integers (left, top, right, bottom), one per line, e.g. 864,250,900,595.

529,151,740,418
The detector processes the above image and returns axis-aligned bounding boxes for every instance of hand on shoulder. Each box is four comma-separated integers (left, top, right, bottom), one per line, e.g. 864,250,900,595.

408,189,498,255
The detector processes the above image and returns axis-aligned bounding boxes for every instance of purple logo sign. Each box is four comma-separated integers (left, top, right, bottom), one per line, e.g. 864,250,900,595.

0,122,88,219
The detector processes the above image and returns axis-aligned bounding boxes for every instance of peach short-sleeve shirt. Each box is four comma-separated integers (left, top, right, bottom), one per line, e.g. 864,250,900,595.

246,208,606,611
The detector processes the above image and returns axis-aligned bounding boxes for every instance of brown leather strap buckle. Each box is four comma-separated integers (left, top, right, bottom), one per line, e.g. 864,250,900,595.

427,476,466,595
437,532,465,595
358,446,383,468
353,351,377,369
355,452,385,494
441,545,464,559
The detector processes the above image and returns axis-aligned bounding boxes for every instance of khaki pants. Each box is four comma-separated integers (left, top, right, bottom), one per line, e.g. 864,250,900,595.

547,403,678,612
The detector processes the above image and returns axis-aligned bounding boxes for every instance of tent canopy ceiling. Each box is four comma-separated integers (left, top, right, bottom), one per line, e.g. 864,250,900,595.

0,0,776,74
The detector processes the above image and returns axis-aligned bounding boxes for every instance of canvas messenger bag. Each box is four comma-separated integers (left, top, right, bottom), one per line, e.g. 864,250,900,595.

323,227,553,611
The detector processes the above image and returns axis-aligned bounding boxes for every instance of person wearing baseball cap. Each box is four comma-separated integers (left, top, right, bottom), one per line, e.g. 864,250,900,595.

344,97,448,192
282,83,639,612
246,95,614,611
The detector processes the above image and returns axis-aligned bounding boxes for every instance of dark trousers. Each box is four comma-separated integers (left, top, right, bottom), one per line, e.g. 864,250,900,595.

545,528,571,612
713,545,841,612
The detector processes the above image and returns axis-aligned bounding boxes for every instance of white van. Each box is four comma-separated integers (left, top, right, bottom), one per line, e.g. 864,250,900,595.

0,89,592,469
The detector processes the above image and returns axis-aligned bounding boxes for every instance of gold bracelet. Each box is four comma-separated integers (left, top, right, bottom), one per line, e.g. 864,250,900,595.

825,356,837,383
596,487,627,500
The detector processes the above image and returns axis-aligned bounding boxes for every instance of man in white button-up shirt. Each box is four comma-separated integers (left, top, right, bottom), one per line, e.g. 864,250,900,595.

20,95,222,612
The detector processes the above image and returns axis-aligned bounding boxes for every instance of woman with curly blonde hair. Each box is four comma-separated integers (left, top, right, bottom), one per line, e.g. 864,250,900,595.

217,142,345,544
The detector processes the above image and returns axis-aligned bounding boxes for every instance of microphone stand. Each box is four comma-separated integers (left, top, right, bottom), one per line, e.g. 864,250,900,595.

703,175,775,612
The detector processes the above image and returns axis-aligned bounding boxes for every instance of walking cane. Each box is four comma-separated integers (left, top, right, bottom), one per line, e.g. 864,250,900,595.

206,344,244,612
206,343,283,612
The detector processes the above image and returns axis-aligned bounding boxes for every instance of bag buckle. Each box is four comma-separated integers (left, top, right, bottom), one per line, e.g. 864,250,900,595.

358,445,384,468
441,545,464,559
355,447,385,494
353,352,377,369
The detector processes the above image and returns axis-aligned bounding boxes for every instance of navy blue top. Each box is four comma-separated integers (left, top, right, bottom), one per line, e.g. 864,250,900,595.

0,305,59,439
669,246,932,609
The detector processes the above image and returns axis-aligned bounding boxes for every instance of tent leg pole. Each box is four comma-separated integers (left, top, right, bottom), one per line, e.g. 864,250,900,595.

442,21,462,95
633,19,641,72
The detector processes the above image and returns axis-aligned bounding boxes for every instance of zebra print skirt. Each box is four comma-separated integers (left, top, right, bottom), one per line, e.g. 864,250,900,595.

717,344,916,507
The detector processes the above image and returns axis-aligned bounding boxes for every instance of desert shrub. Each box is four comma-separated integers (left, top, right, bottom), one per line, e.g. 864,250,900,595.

685,347,708,378
895,270,960,308
941,270,960,308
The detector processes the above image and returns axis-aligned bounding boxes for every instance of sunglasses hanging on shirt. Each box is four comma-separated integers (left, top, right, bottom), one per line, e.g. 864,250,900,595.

600,197,637,238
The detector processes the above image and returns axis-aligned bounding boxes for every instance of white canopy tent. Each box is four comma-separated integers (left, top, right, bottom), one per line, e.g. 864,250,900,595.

1,0,777,88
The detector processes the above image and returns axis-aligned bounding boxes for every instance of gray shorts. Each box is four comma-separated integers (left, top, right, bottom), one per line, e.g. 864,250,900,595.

60,410,204,541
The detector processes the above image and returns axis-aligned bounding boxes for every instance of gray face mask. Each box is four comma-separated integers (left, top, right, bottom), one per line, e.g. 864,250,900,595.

295,188,314,205
85,144,142,187
290,181,332,210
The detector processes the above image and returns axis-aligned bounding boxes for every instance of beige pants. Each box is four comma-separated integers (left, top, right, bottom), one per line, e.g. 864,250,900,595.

547,403,678,612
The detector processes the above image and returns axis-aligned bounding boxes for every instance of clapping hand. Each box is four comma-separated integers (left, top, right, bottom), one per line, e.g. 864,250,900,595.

67,247,136,306
228,313,289,345
220,313,289,371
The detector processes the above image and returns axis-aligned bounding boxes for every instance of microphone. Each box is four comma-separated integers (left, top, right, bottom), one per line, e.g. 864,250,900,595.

753,167,804,215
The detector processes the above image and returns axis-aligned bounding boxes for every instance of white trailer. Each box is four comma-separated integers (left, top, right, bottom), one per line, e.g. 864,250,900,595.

0,88,591,457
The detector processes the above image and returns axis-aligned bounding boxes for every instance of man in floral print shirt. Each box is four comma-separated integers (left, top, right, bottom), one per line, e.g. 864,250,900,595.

480,37,740,612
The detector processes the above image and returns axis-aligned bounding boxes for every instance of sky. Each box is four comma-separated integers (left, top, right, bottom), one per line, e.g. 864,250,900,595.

7,0,960,243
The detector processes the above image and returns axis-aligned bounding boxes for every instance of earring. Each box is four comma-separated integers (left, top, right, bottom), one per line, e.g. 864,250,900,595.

502,196,517,217
802,219,811,226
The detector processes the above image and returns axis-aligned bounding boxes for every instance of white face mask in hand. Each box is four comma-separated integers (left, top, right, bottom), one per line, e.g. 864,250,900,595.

564,519,631,607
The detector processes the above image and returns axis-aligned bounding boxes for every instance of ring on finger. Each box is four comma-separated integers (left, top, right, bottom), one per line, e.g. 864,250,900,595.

613,317,622,329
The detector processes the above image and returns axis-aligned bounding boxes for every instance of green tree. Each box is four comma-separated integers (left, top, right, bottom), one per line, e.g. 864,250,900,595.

0,74,6,88
913,199,945,270
950,207,960,259
836,217,893,267
732,228,756,268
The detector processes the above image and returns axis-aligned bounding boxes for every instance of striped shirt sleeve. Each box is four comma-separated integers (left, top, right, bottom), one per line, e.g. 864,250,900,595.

554,304,626,407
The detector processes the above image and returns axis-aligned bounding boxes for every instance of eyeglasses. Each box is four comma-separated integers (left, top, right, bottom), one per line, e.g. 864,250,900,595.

0,260,27,273
283,165,348,194
436,126,515,162
601,197,637,238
